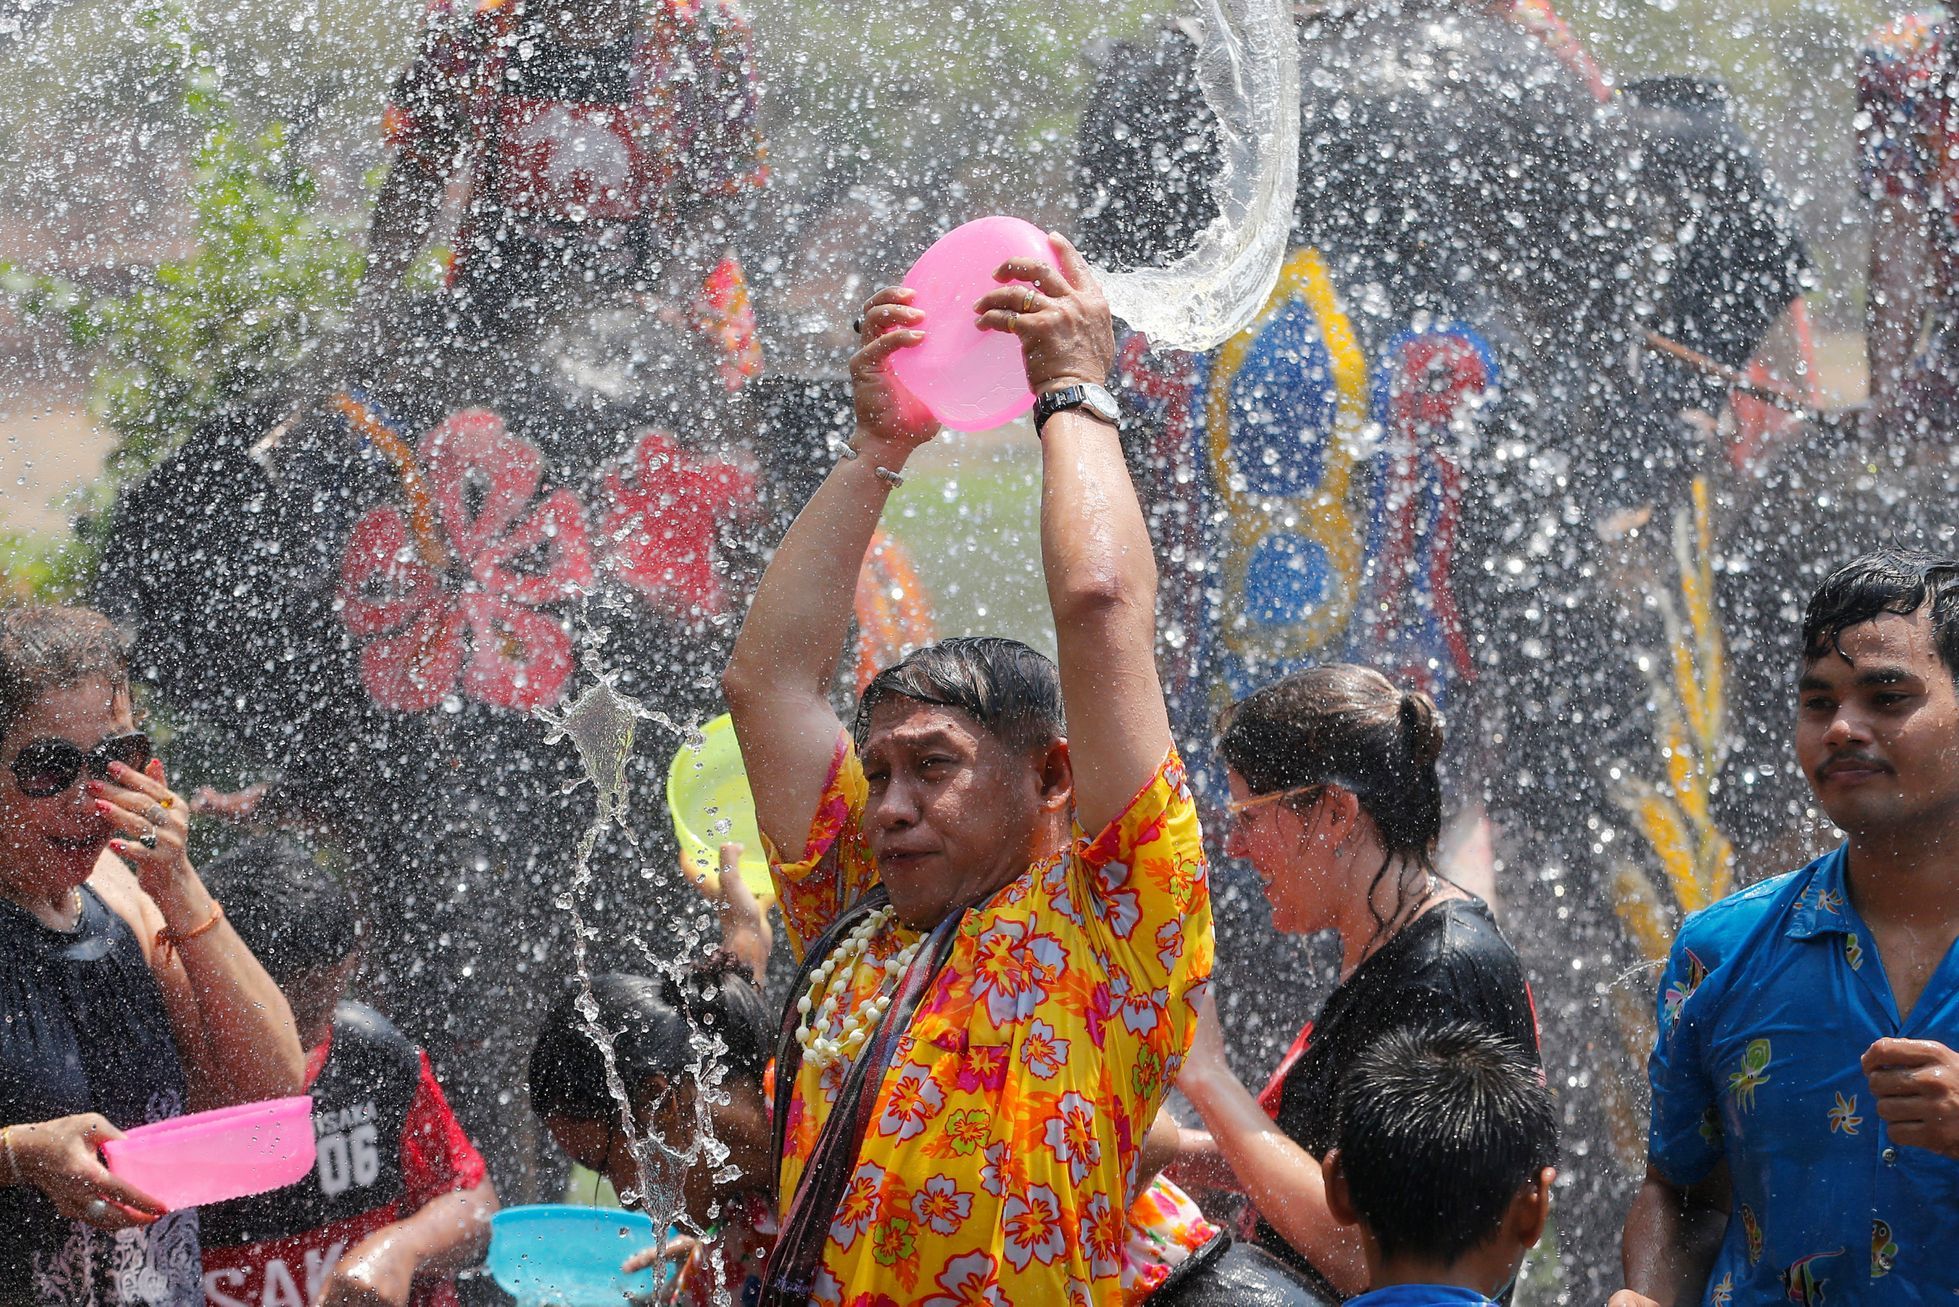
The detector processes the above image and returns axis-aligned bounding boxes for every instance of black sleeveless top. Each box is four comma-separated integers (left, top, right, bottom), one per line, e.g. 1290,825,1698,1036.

1252,898,1538,1295
0,885,200,1306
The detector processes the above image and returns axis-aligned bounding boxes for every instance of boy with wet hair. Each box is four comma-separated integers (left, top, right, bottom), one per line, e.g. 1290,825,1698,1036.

1323,1023,1557,1306
196,839,498,1307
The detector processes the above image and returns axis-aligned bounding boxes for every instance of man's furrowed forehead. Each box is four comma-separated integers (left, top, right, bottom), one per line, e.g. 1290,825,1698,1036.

861,699,990,756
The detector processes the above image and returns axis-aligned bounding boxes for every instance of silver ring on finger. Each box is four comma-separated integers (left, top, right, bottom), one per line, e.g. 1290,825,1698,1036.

137,826,159,850
143,804,167,825
84,1198,111,1223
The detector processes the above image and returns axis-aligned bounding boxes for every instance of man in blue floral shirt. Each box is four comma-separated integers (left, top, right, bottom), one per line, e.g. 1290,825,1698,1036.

1614,547,1959,1306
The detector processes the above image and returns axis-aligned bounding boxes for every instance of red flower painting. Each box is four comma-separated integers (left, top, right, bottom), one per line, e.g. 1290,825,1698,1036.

597,429,758,621
337,408,594,713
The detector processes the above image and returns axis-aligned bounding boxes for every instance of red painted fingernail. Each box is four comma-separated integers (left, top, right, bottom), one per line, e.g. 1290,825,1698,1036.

93,800,113,816
110,839,126,853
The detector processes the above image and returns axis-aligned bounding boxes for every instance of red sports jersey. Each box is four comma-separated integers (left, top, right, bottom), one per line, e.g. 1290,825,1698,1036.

199,1002,487,1307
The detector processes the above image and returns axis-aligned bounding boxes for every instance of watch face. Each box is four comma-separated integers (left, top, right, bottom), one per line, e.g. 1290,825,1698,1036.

1082,384,1121,423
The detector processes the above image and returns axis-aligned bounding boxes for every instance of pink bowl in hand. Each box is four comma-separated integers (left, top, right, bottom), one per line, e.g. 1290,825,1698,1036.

102,1094,316,1210
888,215,1053,431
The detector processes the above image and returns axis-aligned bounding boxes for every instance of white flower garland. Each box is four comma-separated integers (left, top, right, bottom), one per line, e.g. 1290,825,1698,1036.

795,905,922,1070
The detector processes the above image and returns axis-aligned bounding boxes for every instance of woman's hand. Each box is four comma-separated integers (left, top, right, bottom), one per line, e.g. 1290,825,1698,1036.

974,232,1116,396
850,287,941,458
702,842,772,983
7,1114,166,1229
89,758,193,906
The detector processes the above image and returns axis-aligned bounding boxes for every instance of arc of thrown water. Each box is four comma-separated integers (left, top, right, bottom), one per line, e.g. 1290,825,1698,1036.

539,673,703,1228
1094,0,1301,353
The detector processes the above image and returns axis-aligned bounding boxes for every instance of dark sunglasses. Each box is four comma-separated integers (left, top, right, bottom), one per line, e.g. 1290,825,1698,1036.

9,732,153,799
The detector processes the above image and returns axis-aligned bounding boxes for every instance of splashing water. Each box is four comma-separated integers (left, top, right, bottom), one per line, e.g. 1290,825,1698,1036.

537,671,729,1239
1095,0,1301,351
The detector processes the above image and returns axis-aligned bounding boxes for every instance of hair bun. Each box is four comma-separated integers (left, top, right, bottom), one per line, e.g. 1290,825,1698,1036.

1399,690,1445,769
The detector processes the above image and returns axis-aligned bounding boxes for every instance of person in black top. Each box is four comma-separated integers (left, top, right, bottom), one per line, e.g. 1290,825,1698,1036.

1172,665,1539,1301
0,606,304,1305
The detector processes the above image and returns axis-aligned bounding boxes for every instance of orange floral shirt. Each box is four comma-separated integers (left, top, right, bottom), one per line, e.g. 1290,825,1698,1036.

766,734,1213,1306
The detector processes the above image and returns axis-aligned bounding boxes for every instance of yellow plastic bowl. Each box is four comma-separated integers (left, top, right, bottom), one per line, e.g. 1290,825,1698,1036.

666,714,775,906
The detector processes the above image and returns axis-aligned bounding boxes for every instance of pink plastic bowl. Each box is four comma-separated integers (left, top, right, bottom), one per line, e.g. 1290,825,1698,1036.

888,215,1054,431
102,1094,316,1210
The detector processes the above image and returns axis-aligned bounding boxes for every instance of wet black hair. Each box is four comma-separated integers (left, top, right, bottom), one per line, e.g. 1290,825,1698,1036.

200,838,359,988
0,605,130,741
1218,664,1447,941
528,961,771,1122
1803,547,1959,683
853,635,1065,757
1334,1022,1557,1266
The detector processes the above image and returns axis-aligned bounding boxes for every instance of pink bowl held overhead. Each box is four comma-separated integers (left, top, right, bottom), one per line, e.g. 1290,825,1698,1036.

101,1094,316,1211
888,215,1054,431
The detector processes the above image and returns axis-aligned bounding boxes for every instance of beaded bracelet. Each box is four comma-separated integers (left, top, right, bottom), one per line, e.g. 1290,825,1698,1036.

156,900,224,965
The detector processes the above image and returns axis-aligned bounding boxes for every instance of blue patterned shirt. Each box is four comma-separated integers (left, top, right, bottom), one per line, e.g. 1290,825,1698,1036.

1649,846,1959,1304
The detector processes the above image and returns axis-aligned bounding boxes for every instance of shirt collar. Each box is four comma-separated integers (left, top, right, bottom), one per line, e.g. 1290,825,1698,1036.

1786,845,1855,940
1345,1287,1496,1307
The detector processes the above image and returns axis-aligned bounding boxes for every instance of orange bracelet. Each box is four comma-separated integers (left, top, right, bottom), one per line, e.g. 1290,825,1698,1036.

156,900,223,965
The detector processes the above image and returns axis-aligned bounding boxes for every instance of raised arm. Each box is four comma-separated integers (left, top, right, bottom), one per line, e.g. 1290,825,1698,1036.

91,759,304,1108
1867,188,1929,411
976,235,1170,834
722,290,941,853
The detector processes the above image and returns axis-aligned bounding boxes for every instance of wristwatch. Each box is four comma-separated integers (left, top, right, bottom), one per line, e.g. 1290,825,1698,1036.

1033,383,1121,435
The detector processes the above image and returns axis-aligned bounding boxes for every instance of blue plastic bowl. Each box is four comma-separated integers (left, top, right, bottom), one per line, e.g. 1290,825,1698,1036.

486,1205,660,1305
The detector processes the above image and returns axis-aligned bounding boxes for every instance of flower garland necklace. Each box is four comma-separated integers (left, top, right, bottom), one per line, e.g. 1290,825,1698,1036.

795,905,922,1070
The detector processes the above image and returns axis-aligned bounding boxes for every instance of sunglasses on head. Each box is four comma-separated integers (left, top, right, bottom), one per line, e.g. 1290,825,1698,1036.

9,731,153,799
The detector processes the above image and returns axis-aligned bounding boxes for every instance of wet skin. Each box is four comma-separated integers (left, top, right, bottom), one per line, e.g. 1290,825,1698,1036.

0,677,135,921
1796,609,1959,843
858,699,1070,932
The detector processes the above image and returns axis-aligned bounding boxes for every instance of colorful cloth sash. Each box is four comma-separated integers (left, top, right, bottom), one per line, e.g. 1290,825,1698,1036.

758,888,968,1306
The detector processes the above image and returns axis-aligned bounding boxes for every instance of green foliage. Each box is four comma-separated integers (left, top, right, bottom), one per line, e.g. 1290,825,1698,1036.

0,531,97,604
1,35,366,599
60,70,364,481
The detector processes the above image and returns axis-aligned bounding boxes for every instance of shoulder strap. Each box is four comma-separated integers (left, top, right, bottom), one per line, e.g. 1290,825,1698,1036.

758,896,966,1306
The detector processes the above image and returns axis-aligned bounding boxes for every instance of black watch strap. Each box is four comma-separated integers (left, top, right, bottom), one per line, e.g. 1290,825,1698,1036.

1033,385,1086,435
1033,383,1118,435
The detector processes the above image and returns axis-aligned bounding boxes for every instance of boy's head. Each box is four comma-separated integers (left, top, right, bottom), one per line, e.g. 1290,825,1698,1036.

200,837,360,1048
851,636,1073,929
1325,1023,1557,1293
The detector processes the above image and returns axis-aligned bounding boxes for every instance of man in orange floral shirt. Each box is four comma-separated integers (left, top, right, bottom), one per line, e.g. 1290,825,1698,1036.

723,234,1213,1305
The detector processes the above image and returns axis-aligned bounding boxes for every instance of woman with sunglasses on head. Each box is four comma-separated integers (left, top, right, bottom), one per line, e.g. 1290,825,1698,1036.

1170,665,1539,1302
0,605,303,1304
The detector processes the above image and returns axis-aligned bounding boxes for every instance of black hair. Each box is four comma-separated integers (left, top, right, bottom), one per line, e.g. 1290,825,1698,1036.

1217,664,1447,941
1803,546,1959,682
1334,1022,1557,1265
853,635,1065,756
528,960,771,1122
0,605,130,741
200,838,358,987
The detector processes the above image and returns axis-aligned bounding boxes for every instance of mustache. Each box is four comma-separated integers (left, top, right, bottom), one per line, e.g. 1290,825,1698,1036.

1817,753,1891,778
